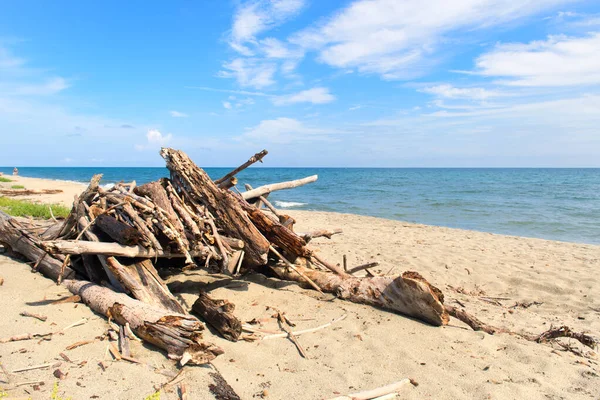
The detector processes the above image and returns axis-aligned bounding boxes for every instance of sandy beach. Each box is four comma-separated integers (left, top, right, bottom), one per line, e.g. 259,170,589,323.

1,177,598,400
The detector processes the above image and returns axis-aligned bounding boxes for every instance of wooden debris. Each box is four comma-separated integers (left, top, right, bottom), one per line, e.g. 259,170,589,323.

191,292,242,342
20,311,48,322
12,363,53,373
347,262,380,275
0,188,63,196
51,295,81,304
53,369,67,380
0,332,52,343
327,379,411,400
241,175,318,201
260,314,347,340
276,311,308,358
300,228,343,243
66,340,95,350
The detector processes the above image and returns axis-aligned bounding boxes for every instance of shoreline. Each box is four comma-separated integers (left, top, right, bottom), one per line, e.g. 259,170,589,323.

0,174,598,399
3,174,599,248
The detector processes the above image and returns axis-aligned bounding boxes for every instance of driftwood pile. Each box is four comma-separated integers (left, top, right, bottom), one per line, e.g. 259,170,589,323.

0,148,595,369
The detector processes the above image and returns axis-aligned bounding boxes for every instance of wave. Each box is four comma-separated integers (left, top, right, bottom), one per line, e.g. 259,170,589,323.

275,201,307,208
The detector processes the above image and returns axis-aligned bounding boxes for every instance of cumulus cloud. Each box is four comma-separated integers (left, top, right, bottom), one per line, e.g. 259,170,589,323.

475,33,600,86
223,101,232,109
289,0,572,79
273,87,336,106
169,110,188,117
135,129,173,151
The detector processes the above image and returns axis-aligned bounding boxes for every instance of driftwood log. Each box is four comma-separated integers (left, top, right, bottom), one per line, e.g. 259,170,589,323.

65,280,223,365
241,175,318,201
42,240,211,259
0,189,63,196
191,292,242,342
271,264,448,326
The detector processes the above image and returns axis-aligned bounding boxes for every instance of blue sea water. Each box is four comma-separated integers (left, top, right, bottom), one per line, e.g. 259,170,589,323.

1,167,598,245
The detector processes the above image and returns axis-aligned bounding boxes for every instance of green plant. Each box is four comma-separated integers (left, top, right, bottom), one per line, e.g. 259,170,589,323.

10,185,25,189
144,392,161,400
0,177,12,183
50,382,71,400
0,197,70,219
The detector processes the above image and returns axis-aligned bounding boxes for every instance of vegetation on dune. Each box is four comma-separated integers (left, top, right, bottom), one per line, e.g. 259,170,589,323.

10,184,25,189
0,177,12,182
0,197,70,219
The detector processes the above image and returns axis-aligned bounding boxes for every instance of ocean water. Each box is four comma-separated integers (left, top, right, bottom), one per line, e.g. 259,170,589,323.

1,167,599,245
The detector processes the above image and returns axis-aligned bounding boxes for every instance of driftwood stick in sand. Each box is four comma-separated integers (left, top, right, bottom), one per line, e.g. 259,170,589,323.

191,292,242,342
311,252,348,277
269,246,322,294
12,363,53,373
276,311,308,358
241,175,318,201
65,279,223,365
272,264,448,326
161,148,269,267
0,189,63,196
327,379,411,400
0,333,52,343
0,211,75,282
300,229,343,243
260,314,348,339
20,311,47,322
445,305,598,349
42,240,211,259
347,262,380,275
214,149,268,185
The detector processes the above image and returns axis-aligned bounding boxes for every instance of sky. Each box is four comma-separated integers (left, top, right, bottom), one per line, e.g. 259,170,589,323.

1,0,600,167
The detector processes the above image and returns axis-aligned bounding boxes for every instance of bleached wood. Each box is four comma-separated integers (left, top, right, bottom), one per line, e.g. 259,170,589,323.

241,175,318,200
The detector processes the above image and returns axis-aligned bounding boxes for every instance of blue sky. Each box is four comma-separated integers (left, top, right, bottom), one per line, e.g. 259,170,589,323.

1,0,600,167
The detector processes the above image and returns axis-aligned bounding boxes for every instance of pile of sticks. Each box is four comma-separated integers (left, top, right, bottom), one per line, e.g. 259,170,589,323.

0,148,469,365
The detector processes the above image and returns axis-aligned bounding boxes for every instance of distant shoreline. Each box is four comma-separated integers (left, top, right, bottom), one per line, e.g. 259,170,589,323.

2,173,598,248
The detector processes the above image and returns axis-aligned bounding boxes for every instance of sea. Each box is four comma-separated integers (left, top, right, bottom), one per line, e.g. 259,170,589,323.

1,167,598,245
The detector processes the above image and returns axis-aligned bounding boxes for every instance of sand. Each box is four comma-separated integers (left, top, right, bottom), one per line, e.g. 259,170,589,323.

0,177,598,400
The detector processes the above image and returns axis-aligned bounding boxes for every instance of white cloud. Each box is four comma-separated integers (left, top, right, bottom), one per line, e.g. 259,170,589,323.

290,0,572,79
218,58,277,88
420,84,502,100
230,0,306,52
6,77,69,96
169,110,188,117
223,101,232,109
273,87,336,106
242,117,340,143
135,129,173,151
475,33,600,86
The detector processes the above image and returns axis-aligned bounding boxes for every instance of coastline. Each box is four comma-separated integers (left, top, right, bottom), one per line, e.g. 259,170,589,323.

1,175,599,399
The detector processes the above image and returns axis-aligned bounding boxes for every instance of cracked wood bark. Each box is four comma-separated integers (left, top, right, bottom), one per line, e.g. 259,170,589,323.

95,214,145,245
161,148,269,267
64,280,223,365
134,180,188,244
271,264,448,326
0,211,76,282
191,292,242,341
238,199,308,259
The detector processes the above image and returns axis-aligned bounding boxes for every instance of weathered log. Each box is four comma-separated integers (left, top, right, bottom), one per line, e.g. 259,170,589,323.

221,236,244,250
239,199,308,259
217,176,237,190
95,214,145,245
0,189,63,196
241,175,318,201
0,211,75,281
191,292,242,341
214,149,268,185
42,240,211,260
161,148,269,267
64,279,223,365
57,174,102,238
102,257,186,314
271,264,448,326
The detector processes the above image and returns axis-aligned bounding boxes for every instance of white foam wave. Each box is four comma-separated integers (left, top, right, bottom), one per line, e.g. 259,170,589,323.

274,201,307,208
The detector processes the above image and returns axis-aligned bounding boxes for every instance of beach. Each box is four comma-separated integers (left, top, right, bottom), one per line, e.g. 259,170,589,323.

1,177,599,400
